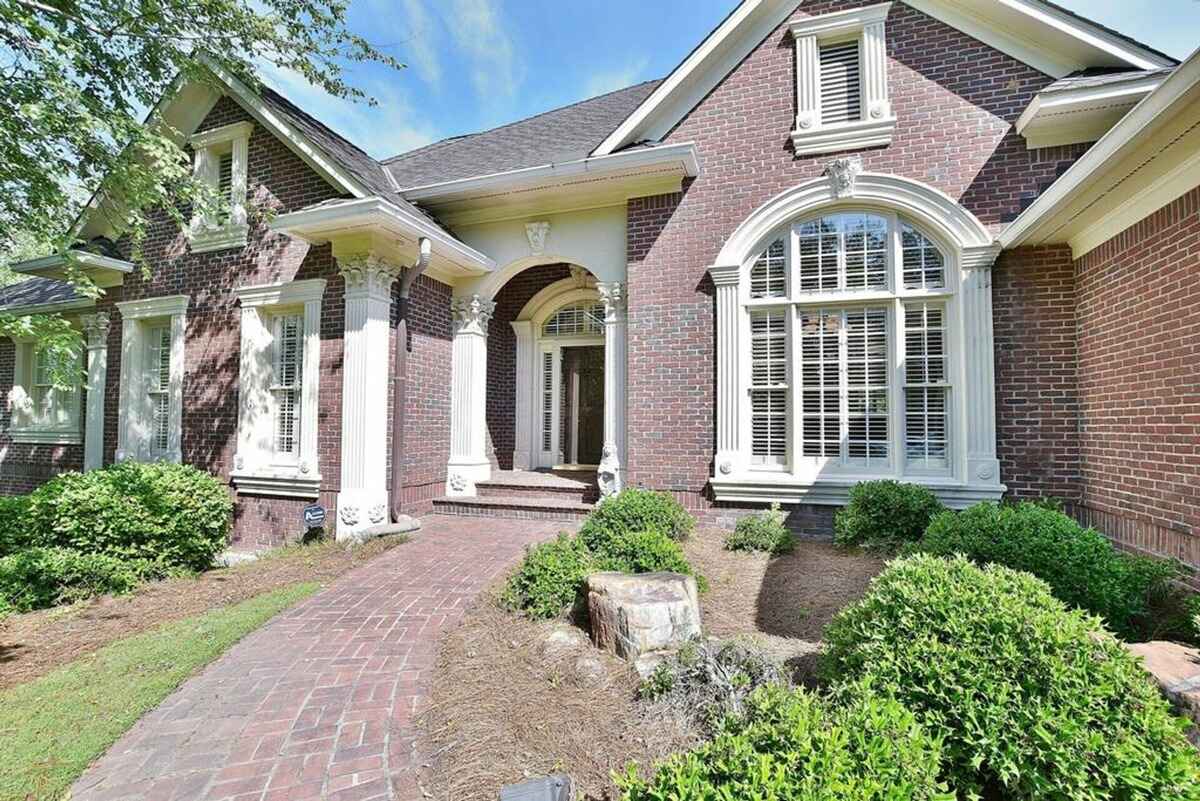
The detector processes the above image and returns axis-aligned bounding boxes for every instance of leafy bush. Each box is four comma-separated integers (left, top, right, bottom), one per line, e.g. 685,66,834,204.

579,488,694,549
28,462,232,571
0,495,33,557
725,503,794,555
639,638,787,733
619,681,950,801
593,529,695,576
822,554,1200,800
918,501,1179,639
834,480,945,550
0,547,155,613
500,534,595,620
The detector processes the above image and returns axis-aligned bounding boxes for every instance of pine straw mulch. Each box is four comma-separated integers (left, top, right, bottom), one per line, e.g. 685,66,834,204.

419,528,887,800
0,536,407,691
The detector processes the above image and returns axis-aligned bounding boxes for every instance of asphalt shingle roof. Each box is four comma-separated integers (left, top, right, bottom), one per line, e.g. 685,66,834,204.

1041,67,1175,94
381,80,663,190
0,278,81,311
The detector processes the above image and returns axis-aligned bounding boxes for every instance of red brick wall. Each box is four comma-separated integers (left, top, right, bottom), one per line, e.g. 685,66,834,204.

0,340,85,493
625,0,1087,521
1072,187,1200,564
993,246,1081,501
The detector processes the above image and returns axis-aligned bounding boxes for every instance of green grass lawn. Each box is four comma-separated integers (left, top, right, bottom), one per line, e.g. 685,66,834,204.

0,582,319,801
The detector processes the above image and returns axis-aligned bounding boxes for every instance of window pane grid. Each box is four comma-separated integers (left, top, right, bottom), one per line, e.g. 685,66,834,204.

750,238,787,299
797,214,888,293
904,303,949,469
901,224,946,290
750,311,788,466
844,308,889,465
272,314,304,458
30,348,77,428
543,303,604,337
799,310,840,459
146,325,171,456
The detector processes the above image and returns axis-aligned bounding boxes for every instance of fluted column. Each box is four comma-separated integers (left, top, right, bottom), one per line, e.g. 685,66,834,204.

447,294,495,496
511,320,534,471
337,255,401,539
709,264,742,479
961,244,1004,489
597,282,628,497
81,313,110,471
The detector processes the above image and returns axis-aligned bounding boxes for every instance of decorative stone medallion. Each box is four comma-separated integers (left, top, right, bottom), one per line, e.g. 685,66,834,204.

525,221,551,256
826,156,863,199
339,503,360,527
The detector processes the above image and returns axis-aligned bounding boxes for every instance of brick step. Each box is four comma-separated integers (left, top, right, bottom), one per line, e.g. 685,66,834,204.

432,494,594,522
476,470,600,504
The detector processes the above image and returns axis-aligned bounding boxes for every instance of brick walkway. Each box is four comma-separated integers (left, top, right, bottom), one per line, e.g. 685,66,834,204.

70,515,564,801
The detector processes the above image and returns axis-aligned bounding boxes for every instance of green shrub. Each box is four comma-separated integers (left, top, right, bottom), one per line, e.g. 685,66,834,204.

834,480,945,550
639,638,787,733
500,534,596,620
0,495,32,557
725,503,795,555
28,462,232,571
822,554,1200,800
918,501,1179,639
0,547,155,613
593,529,694,576
619,681,950,801
579,488,694,549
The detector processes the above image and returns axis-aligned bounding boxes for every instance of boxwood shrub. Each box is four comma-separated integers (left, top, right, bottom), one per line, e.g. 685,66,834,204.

823,554,1200,800
618,682,950,801
28,462,232,572
579,488,694,548
0,547,156,613
834,480,945,550
918,501,1179,639
724,503,795,555
0,495,33,557
500,533,595,620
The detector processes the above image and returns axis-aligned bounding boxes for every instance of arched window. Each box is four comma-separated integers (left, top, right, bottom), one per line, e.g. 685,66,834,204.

744,211,954,478
542,301,605,337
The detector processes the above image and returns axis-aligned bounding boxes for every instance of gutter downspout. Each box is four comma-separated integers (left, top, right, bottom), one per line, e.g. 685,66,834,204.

390,237,431,523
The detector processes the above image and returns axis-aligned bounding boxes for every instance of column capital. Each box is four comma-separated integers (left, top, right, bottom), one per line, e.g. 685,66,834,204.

81,312,111,349
708,263,741,287
339,254,402,298
452,294,496,336
961,243,1002,271
597,282,627,322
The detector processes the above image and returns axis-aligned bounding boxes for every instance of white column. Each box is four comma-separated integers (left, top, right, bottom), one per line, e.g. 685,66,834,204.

961,245,1003,489
793,34,820,133
81,313,110,471
862,20,893,122
233,305,271,473
511,320,534,471
447,294,495,496
597,282,628,497
337,255,400,539
710,264,742,479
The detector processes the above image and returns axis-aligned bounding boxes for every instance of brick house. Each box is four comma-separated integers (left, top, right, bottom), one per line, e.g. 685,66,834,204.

2,1,1197,562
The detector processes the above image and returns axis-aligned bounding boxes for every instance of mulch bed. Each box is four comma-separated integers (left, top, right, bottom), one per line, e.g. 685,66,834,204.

420,528,886,800
0,537,406,691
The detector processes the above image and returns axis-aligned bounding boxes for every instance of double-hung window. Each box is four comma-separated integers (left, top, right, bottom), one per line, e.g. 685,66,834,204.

743,211,956,482
115,295,188,464
270,313,304,462
8,339,83,444
145,324,173,458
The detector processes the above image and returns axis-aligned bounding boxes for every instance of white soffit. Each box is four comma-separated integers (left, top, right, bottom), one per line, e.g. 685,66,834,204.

1016,71,1166,149
1001,48,1200,257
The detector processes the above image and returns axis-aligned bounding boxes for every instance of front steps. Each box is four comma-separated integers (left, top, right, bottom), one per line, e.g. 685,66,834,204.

433,470,598,521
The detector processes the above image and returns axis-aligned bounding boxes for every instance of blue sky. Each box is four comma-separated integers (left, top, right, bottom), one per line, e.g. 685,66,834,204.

262,0,1198,161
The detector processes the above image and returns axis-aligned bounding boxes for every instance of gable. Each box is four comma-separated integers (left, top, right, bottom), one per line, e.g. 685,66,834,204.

595,0,1175,156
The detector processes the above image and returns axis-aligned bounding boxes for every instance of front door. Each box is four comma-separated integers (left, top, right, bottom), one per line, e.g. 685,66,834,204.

562,346,604,466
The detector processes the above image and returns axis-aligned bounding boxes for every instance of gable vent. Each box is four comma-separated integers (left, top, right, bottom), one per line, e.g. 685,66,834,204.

819,41,862,125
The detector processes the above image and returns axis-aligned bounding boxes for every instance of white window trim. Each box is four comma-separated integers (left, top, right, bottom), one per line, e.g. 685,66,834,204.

188,120,254,254
231,279,325,498
115,295,188,463
709,169,1005,510
7,335,84,445
789,2,896,156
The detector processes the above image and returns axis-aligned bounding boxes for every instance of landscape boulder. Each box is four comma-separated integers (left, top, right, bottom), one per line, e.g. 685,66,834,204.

586,572,701,663
1127,640,1200,729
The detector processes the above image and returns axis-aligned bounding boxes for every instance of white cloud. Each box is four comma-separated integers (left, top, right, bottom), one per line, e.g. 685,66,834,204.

259,64,439,159
583,56,651,99
445,0,523,101
392,0,443,88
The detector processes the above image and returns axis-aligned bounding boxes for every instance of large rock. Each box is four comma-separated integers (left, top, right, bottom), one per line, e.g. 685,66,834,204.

1127,641,1200,726
587,572,701,662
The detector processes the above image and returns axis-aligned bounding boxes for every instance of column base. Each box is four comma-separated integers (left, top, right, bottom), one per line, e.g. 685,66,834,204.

446,460,492,497
336,488,390,541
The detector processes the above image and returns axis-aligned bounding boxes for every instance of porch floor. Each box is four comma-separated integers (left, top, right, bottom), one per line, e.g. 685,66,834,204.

433,469,600,521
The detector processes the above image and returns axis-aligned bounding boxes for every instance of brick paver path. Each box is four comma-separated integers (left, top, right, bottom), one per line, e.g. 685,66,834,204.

70,515,563,801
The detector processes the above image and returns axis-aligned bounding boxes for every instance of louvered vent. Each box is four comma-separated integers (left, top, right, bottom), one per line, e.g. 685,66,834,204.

904,303,949,469
819,41,862,125
750,239,787,299
273,314,304,457
750,310,788,467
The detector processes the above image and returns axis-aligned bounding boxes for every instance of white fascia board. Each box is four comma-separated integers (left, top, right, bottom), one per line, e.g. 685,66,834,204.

989,0,1174,71
593,0,798,155
1001,48,1200,250
400,142,702,203
0,298,95,316
270,197,495,273
1016,74,1165,148
13,252,134,276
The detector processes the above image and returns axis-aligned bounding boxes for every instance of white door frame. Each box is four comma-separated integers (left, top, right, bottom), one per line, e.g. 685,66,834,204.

539,337,604,469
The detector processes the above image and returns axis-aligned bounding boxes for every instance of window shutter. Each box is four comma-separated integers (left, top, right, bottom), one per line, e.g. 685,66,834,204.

819,41,862,125
541,351,554,452
146,325,172,455
750,239,787,299
904,303,949,469
750,311,788,467
272,314,304,457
